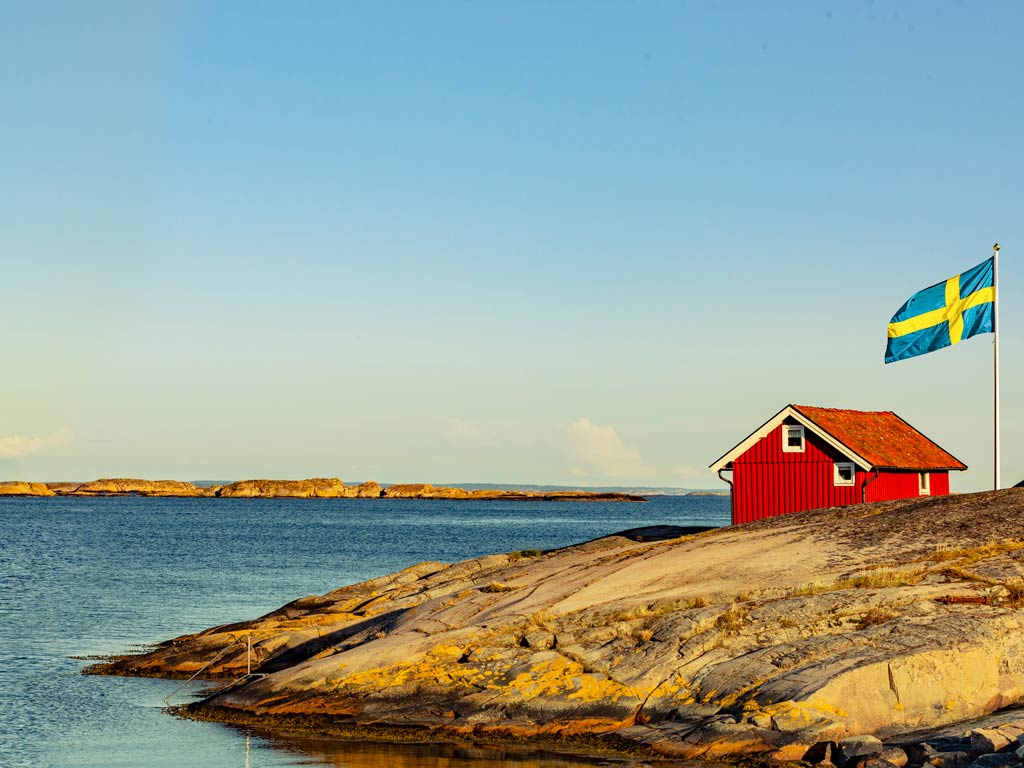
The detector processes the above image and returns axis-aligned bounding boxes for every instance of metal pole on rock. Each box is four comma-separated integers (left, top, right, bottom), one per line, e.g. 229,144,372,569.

994,242,1001,491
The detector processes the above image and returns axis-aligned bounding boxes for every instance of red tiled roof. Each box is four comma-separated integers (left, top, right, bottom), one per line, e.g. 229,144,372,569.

792,405,966,471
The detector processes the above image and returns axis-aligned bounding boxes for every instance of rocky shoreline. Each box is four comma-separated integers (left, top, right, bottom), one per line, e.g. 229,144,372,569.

86,489,1024,765
0,477,645,502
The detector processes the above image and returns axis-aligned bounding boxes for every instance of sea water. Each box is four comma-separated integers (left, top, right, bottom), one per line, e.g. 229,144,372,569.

0,495,728,768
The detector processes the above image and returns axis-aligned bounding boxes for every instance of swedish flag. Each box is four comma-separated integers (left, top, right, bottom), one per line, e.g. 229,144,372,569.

885,258,995,364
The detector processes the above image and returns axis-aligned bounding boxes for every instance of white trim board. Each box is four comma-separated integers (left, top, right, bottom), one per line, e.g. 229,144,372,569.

709,405,873,473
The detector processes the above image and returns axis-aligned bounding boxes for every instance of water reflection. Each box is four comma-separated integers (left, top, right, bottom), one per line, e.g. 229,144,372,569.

4,496,727,768
251,731,657,767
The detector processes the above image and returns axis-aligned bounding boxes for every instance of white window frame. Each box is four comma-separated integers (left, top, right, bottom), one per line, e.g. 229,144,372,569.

782,424,805,453
834,462,856,486
919,472,930,496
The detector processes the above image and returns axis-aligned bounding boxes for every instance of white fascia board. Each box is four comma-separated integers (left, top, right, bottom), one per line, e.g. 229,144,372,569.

709,404,790,472
709,405,873,472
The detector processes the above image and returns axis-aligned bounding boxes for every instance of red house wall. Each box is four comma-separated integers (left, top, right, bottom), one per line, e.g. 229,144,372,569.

864,470,949,502
731,423,951,524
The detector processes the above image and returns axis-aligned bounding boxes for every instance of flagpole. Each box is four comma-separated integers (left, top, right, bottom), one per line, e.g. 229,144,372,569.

993,242,1000,490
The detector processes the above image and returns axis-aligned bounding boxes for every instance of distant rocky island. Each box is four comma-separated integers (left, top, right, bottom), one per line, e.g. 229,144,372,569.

0,478,644,502
90,489,1024,764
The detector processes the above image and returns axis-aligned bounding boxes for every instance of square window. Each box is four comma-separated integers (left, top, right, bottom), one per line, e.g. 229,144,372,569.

782,425,805,452
834,462,855,486
919,472,930,496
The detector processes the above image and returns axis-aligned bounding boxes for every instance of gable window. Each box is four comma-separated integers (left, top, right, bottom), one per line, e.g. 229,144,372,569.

782,425,805,453
834,462,855,486
919,472,930,496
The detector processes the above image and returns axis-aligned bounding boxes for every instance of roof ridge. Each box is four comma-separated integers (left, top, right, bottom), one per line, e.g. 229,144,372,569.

792,404,894,415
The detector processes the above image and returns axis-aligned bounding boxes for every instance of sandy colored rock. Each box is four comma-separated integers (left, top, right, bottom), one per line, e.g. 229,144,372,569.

0,481,55,496
45,482,82,494
91,490,1024,759
382,483,435,498
25,477,639,502
69,478,203,496
217,478,346,498
381,484,644,502
342,481,382,498
880,746,910,767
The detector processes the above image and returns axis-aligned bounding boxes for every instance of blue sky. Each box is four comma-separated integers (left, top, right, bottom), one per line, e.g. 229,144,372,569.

3,1,1023,490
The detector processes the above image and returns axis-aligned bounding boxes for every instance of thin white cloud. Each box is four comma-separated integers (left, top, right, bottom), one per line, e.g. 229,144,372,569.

0,429,72,460
566,418,650,478
443,419,483,442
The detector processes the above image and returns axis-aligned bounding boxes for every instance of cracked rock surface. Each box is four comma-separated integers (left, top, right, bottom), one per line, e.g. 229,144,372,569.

91,490,1024,759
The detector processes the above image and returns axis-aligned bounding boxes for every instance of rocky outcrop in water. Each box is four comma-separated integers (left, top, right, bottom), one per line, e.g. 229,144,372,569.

58,478,214,496
381,483,643,501
0,481,55,496
343,481,382,498
89,489,1024,761
216,478,346,498
10,477,639,501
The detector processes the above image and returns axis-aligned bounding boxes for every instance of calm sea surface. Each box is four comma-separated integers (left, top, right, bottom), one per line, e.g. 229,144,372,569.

1,495,729,768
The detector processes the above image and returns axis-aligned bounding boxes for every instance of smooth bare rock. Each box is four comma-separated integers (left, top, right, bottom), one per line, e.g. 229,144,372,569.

217,478,346,498
381,483,643,502
972,730,1012,756
931,753,972,768
89,489,1024,759
45,482,81,494
25,478,640,501
70,478,202,496
343,481,381,498
382,483,434,498
0,481,54,496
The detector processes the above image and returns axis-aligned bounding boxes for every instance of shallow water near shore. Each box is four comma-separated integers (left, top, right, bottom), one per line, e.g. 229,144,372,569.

1,494,728,768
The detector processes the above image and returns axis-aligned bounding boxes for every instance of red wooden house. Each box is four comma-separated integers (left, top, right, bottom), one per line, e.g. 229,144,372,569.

709,405,967,525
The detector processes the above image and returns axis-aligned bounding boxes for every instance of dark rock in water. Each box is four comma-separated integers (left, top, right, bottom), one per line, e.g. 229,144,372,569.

838,735,885,766
805,741,839,764
971,729,1012,757
967,754,1019,768
929,752,971,768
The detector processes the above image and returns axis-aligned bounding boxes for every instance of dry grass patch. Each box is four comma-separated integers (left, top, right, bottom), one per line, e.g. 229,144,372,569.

609,595,712,623
916,540,1024,565
791,581,830,597
481,581,515,593
528,611,556,631
1005,579,1024,607
833,568,924,590
715,605,749,635
857,606,898,629
507,549,543,562
933,565,992,584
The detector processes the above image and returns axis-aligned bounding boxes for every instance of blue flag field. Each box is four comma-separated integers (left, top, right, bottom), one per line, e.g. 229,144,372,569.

885,258,995,364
